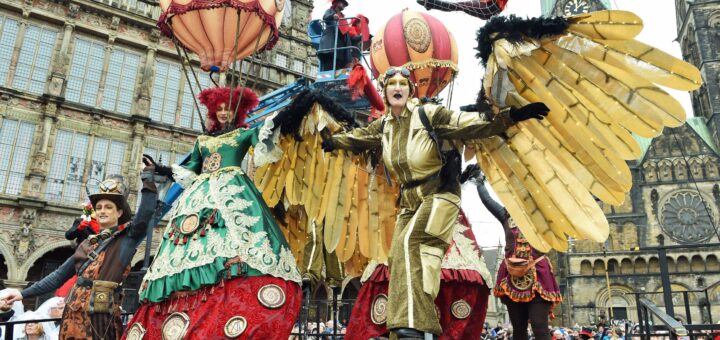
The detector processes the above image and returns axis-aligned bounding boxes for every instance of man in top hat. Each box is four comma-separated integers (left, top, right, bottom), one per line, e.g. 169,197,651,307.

1,155,162,340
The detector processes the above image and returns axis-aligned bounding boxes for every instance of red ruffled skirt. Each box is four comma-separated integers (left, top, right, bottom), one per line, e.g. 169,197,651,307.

123,275,301,340
346,265,490,340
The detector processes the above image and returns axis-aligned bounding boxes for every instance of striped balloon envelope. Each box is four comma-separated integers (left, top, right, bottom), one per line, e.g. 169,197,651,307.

370,10,459,99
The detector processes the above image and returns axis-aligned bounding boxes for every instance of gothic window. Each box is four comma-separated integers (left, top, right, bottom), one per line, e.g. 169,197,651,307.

292,59,305,73
179,72,212,130
275,53,288,68
66,37,105,106
0,119,36,195
691,255,705,272
580,260,592,275
659,190,717,244
634,258,647,274
673,159,687,181
643,162,658,182
0,16,19,86
87,138,126,200
705,157,719,178
689,157,704,179
707,255,720,271
45,130,90,203
102,48,140,115
620,258,633,274
150,59,181,124
12,24,58,95
658,160,672,181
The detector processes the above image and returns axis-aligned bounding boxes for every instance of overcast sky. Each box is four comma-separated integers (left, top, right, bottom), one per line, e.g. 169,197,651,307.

311,0,695,247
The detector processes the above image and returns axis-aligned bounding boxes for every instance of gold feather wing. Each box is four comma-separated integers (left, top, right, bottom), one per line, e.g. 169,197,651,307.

476,10,702,252
254,103,400,267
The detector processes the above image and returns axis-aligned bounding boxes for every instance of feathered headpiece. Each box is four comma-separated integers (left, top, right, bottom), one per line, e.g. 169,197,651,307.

198,87,260,132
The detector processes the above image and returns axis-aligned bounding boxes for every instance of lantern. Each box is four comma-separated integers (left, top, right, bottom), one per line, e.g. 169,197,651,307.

370,10,459,99
158,0,286,71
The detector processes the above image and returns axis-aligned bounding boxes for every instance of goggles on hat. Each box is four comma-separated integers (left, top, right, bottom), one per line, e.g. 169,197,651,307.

385,67,411,79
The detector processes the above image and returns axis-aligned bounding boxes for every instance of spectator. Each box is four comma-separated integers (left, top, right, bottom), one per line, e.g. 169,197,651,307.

35,297,63,340
579,327,594,340
553,329,564,339
13,311,49,340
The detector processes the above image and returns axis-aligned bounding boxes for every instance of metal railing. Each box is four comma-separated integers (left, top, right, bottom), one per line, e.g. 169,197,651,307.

86,0,162,20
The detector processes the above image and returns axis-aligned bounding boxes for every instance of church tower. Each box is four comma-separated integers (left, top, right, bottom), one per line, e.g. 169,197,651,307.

676,0,720,145
541,0,610,16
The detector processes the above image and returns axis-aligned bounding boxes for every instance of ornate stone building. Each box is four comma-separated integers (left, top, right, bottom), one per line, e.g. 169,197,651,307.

0,0,317,310
541,0,720,327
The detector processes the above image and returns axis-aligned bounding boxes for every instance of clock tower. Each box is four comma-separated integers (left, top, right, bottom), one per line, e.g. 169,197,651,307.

540,0,611,16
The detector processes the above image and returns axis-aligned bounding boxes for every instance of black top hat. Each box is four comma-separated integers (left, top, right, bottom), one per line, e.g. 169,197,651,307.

89,175,132,225
332,0,349,6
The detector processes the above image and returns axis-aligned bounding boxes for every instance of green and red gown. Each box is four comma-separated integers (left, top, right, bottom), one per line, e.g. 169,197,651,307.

346,211,492,339
124,126,302,340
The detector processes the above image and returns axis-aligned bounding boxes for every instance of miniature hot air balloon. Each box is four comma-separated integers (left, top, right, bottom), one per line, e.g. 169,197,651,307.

370,10,459,99
158,0,286,71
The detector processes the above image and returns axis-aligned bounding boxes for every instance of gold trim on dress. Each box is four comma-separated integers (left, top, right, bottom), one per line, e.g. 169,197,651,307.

161,312,190,340
224,316,248,338
510,268,535,291
370,294,388,325
126,323,146,340
450,300,472,319
202,152,222,173
257,284,286,309
179,214,200,234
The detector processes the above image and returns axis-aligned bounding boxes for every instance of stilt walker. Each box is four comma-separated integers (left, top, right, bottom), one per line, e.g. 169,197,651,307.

345,210,493,340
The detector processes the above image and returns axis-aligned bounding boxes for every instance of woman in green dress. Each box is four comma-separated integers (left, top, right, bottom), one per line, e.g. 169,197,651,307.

124,87,301,340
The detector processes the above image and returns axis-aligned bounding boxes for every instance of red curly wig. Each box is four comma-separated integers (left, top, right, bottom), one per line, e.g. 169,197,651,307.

198,87,260,133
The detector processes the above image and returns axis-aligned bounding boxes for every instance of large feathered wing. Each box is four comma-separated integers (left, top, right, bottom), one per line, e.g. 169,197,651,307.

475,10,702,252
254,101,400,267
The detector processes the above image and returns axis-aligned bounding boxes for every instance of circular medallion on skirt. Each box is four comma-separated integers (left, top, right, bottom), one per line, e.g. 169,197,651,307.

275,0,285,11
179,214,200,234
370,294,388,325
451,299,472,319
510,269,535,291
161,312,190,340
202,152,222,173
258,284,286,309
126,323,146,340
224,316,248,338
403,18,431,53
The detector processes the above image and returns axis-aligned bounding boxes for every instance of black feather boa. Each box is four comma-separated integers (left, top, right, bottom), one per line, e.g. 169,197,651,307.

274,89,357,138
475,15,570,66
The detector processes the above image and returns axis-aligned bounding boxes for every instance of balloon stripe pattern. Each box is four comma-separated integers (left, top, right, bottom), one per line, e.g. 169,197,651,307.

158,0,285,71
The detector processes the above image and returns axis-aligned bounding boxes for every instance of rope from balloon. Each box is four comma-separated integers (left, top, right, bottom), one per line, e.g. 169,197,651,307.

226,9,248,120
169,19,208,134
229,22,267,128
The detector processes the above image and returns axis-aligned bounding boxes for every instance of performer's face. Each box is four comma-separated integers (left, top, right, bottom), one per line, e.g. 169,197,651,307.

385,73,411,110
216,102,233,125
95,199,122,228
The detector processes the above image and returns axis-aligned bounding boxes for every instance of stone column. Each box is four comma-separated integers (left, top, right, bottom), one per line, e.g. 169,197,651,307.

47,4,79,97
134,29,160,118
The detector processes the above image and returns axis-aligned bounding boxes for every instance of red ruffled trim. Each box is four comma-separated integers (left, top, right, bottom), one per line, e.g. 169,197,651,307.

158,0,280,55
441,268,485,285
367,264,390,283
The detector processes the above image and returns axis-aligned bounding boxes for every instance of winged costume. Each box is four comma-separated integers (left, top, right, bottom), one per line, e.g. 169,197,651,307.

252,7,701,338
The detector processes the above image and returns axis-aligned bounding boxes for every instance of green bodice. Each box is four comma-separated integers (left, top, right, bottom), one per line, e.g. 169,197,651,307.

139,126,300,303
184,127,260,174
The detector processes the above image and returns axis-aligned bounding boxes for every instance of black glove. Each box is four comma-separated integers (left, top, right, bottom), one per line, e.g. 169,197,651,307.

460,164,482,184
321,137,336,152
509,102,549,122
142,154,175,181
